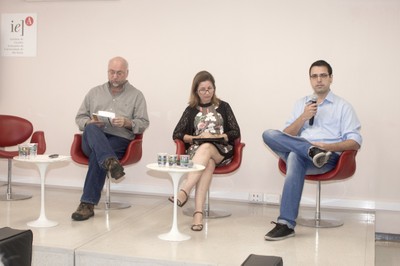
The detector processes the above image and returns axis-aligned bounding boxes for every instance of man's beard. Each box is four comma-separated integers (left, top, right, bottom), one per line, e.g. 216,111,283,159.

110,80,126,88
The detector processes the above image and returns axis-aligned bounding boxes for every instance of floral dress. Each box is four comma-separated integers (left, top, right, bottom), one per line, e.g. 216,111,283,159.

172,101,240,166
173,100,241,166
187,104,234,166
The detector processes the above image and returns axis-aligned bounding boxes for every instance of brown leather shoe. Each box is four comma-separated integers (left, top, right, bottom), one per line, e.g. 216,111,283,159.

71,202,94,221
104,158,125,180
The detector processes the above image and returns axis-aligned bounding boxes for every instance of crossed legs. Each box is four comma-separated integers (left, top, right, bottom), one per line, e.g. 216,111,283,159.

176,143,224,230
262,129,338,228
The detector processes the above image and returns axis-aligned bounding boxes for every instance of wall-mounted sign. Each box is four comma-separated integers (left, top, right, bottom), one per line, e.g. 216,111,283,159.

1,13,37,57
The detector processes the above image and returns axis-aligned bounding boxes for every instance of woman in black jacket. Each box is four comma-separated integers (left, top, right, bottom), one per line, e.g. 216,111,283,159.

171,70,240,231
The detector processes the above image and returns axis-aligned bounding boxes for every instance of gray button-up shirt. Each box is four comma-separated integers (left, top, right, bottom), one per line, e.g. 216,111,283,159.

75,81,150,140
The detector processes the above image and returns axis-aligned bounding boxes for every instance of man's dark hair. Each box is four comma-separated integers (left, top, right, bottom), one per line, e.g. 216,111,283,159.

309,60,333,76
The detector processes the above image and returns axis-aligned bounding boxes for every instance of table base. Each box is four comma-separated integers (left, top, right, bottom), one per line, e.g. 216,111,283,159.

146,163,204,242
27,218,58,228
158,231,190,241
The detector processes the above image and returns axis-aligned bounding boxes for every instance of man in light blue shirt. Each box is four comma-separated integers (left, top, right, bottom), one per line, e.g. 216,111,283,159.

262,60,362,240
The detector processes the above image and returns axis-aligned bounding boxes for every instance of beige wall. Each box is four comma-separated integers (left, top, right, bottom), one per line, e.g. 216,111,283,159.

1,0,399,233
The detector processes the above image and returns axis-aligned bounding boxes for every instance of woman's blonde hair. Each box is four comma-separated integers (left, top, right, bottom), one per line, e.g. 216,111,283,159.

188,71,220,108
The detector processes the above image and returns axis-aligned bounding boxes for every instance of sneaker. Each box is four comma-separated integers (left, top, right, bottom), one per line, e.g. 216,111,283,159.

308,146,332,168
104,158,125,180
264,222,295,241
71,202,94,221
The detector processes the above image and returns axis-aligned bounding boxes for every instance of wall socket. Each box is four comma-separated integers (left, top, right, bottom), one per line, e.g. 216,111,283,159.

264,193,281,205
248,192,264,203
248,192,281,204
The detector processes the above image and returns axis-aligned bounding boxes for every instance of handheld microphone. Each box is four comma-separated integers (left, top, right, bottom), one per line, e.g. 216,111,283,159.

309,95,317,126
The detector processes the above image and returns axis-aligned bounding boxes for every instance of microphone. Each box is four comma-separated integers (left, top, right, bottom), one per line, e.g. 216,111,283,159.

309,95,317,126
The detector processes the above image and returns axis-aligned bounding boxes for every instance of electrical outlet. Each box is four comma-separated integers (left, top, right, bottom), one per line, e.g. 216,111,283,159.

263,193,281,205
248,192,263,203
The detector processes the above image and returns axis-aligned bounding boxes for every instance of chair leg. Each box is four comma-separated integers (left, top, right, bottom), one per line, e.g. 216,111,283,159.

0,159,32,201
95,173,131,210
183,189,231,219
297,181,343,228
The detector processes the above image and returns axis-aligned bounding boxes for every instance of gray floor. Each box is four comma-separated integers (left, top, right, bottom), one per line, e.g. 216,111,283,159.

376,240,400,266
0,184,398,265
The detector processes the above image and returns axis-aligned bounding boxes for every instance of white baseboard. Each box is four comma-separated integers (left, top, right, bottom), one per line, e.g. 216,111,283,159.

0,176,398,212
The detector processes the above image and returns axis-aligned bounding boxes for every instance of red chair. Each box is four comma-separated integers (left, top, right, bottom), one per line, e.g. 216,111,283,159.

278,150,358,227
175,138,245,218
0,115,46,201
70,133,143,210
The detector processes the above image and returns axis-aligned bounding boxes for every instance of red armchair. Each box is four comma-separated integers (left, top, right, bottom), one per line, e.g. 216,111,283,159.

175,138,245,218
70,133,143,210
278,150,358,227
0,115,46,201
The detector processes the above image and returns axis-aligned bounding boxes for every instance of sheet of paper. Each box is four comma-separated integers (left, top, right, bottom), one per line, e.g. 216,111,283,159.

92,111,115,127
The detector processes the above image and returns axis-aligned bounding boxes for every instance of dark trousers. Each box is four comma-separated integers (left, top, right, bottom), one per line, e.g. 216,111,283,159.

80,124,130,204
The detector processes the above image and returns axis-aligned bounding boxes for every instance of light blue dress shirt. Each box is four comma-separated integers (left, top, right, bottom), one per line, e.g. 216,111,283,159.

284,91,362,146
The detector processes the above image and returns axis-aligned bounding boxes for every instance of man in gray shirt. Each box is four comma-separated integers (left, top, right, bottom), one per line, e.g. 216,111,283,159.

72,56,149,221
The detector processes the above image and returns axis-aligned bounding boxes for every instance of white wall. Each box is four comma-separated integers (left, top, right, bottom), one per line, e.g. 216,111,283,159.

1,0,399,233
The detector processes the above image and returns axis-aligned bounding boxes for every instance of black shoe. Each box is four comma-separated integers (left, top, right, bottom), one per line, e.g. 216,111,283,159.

308,146,332,168
104,158,125,180
264,222,295,241
71,202,94,221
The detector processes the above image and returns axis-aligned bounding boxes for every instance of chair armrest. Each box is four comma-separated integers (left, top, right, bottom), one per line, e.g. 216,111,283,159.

173,138,245,174
120,134,143,166
278,150,358,181
174,139,186,155
309,150,357,181
214,138,245,174
70,133,144,166
70,134,89,165
31,131,46,154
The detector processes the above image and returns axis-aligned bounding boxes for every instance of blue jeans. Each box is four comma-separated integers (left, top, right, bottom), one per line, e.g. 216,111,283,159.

80,124,130,205
262,129,339,228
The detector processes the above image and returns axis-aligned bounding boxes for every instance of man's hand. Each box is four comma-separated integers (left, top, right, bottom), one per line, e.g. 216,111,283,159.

311,142,328,150
311,140,360,152
87,119,105,127
302,102,317,121
111,117,132,128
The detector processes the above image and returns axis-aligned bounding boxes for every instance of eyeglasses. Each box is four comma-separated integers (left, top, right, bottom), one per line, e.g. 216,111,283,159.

108,70,126,76
310,73,330,80
198,88,215,94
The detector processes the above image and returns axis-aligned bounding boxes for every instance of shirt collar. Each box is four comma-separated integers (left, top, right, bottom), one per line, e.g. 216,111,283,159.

309,90,335,104
324,90,335,103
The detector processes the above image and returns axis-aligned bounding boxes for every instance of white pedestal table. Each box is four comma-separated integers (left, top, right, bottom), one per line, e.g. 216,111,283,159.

14,154,70,228
146,163,205,241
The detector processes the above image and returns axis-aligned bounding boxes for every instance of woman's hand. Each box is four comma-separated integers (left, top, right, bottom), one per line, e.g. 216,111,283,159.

197,132,228,142
198,132,214,138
